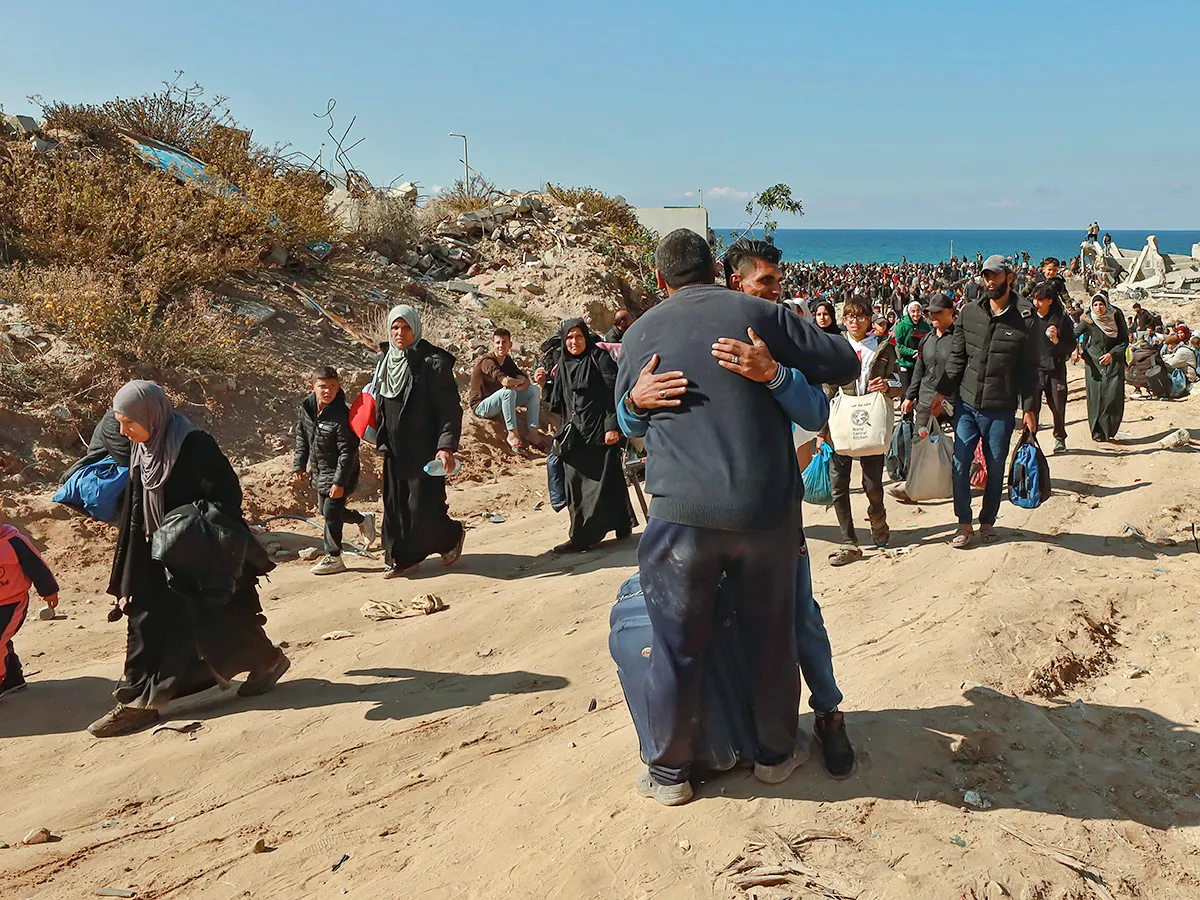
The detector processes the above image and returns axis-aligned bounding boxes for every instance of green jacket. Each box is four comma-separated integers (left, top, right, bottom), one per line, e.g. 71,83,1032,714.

893,314,931,369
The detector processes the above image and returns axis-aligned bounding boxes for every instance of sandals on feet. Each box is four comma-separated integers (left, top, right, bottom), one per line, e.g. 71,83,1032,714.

951,530,973,549
828,546,863,567
979,526,999,545
442,529,466,567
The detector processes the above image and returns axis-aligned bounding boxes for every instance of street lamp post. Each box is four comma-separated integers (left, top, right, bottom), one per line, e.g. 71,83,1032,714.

448,132,468,198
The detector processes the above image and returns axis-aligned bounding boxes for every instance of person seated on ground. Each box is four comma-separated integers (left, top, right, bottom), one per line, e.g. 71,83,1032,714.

1127,336,1161,398
1160,335,1198,382
821,297,901,567
1130,302,1155,333
469,328,547,454
1174,322,1192,345
889,292,958,501
293,366,376,576
604,310,634,343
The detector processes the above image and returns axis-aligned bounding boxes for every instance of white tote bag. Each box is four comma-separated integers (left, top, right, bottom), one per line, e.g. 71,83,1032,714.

828,390,893,458
905,421,954,501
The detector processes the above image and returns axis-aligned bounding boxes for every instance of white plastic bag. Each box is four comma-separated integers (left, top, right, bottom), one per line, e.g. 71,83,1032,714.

905,422,953,501
828,390,893,458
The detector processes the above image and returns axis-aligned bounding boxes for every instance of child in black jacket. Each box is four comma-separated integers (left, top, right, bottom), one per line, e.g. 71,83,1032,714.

293,367,375,574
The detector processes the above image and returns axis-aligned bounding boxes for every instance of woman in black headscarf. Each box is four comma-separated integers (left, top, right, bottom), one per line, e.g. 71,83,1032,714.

546,319,635,552
375,305,465,577
811,299,841,336
90,381,287,738
1075,291,1129,442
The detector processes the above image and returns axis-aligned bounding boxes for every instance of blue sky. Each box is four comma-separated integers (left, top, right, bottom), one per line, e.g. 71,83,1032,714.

2,0,1196,229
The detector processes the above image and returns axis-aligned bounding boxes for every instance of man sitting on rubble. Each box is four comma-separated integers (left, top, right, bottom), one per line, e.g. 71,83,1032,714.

469,328,547,453
604,310,634,343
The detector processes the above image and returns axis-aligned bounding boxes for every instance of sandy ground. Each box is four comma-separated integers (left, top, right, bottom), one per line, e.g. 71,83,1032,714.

3,366,1200,900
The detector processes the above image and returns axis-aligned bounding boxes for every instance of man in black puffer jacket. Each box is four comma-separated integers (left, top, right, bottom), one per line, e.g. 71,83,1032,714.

933,255,1038,549
293,367,375,574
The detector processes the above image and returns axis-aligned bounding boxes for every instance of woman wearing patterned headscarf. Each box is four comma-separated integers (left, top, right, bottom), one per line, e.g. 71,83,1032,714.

374,306,465,577
90,381,288,738
1075,291,1129,442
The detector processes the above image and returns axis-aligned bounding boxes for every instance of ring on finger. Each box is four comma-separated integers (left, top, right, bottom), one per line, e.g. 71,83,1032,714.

658,390,666,398
732,355,740,364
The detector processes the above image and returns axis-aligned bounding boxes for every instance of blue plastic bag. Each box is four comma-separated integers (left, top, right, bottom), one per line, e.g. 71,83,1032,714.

801,441,833,506
53,456,129,522
1169,367,1188,398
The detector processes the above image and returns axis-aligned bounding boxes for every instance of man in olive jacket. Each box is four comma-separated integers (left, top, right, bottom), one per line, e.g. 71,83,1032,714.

932,256,1038,548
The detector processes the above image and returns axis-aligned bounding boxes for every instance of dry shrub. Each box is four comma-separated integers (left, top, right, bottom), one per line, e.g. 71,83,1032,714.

0,140,335,289
352,194,417,261
414,198,453,232
439,172,501,213
39,101,122,147
0,265,240,370
545,184,641,231
101,76,232,154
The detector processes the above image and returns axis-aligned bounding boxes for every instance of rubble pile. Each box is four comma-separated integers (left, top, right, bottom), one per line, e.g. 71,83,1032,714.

1084,235,1200,299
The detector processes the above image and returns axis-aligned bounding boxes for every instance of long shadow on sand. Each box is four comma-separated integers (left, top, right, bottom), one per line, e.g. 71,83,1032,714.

236,666,569,722
0,676,117,738
711,687,1199,830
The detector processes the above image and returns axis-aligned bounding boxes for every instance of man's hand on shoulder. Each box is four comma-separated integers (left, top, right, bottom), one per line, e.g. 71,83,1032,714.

630,354,688,410
711,328,779,384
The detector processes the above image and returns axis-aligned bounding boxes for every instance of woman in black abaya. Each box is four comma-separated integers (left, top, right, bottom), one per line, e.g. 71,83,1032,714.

1075,291,1129,442
375,305,466,577
547,319,635,553
91,381,287,738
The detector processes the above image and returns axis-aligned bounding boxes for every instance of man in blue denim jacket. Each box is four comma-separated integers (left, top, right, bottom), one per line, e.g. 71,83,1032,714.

616,239,855,780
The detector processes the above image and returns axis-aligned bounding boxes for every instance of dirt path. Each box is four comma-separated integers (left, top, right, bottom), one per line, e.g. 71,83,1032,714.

3,368,1200,900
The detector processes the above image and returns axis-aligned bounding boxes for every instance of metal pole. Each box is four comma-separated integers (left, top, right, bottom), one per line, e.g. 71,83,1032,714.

448,132,468,197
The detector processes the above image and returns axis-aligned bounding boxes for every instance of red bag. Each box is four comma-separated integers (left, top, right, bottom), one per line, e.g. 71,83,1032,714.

969,441,987,490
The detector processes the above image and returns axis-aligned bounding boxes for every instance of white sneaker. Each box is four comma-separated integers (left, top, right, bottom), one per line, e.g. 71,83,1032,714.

753,742,811,785
311,554,347,575
359,513,377,548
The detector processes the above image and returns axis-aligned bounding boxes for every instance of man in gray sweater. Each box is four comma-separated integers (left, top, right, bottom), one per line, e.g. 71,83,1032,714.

615,230,859,805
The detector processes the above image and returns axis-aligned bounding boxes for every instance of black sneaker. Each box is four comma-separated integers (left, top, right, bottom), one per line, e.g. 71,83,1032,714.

813,711,855,779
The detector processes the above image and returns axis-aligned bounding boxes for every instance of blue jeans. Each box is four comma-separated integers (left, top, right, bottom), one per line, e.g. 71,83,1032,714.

952,402,1016,526
794,539,842,713
474,385,540,430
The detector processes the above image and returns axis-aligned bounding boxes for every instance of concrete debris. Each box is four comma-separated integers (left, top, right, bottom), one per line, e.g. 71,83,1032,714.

1085,234,1200,299
389,181,418,204
2,114,40,136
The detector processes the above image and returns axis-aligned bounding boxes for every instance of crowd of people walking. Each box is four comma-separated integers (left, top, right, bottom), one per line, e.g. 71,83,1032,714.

5,226,1194,812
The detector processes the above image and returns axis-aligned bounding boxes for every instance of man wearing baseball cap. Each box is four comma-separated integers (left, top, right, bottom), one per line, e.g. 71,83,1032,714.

931,255,1038,548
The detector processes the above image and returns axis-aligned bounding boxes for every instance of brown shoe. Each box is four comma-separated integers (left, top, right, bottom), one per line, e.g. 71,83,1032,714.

238,652,291,698
87,704,160,738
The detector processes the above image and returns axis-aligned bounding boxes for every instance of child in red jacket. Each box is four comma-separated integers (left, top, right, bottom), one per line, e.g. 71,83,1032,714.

0,522,59,698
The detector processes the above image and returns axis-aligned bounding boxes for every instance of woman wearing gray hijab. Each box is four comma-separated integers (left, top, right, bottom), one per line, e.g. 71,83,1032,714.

374,306,465,577
90,381,288,738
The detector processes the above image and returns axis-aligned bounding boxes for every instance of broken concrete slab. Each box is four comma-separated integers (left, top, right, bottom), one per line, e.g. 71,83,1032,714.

2,114,39,136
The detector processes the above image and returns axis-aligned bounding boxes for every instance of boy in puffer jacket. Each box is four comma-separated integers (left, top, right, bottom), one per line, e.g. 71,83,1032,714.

293,367,376,575
0,518,60,699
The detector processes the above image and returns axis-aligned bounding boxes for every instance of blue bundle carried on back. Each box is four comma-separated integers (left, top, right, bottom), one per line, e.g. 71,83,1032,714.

53,456,128,522
802,441,834,506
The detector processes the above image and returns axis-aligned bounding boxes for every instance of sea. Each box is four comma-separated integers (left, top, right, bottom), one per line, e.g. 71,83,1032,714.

723,229,1200,267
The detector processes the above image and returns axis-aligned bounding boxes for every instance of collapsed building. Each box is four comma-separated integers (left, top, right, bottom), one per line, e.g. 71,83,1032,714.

1082,235,1200,298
